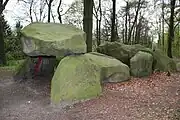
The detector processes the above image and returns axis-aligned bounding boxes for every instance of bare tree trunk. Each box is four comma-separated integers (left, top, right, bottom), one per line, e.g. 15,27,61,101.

124,2,128,44
46,0,53,23
30,0,34,23
159,18,162,47
51,9,55,23
98,0,102,46
96,17,99,45
0,0,10,65
83,0,93,52
128,0,141,43
111,0,116,42
0,15,5,65
162,0,165,51
167,0,176,58
57,0,62,23
39,0,46,22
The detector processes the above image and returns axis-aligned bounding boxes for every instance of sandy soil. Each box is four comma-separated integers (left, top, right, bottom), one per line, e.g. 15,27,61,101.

0,71,179,120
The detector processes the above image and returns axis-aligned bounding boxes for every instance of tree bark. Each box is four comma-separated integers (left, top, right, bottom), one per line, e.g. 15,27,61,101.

83,0,93,52
46,0,53,23
128,0,141,44
167,0,176,58
0,0,10,65
57,0,62,23
111,0,116,42
0,15,6,65
162,0,165,51
98,0,102,46
125,1,128,44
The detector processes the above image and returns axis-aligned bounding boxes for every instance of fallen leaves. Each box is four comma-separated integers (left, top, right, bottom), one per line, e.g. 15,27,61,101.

68,72,180,120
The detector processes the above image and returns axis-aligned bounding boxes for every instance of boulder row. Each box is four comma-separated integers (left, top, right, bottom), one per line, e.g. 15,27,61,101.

97,42,176,72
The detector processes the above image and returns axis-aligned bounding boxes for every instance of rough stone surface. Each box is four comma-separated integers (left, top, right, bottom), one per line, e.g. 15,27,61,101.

51,52,130,105
51,55,102,105
97,42,176,72
86,52,130,82
176,62,180,72
21,23,87,57
152,49,177,72
97,42,150,66
130,51,153,77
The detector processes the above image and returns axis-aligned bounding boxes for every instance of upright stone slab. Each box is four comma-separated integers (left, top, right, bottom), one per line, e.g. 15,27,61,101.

21,23,87,57
51,55,102,105
130,51,153,77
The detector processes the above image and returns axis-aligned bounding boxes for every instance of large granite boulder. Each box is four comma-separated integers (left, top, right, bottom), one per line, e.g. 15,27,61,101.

51,52,130,105
21,23,87,57
86,52,130,82
152,49,176,72
130,51,153,77
51,54,102,105
97,42,176,72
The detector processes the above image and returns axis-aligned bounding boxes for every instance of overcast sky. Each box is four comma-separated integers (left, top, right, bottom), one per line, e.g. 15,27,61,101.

4,0,75,28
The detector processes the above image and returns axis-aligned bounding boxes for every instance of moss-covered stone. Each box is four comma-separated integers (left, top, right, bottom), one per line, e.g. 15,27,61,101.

152,49,177,72
86,52,130,82
51,55,102,104
97,42,149,66
97,42,176,72
13,58,34,80
21,22,87,57
51,52,130,105
130,51,153,77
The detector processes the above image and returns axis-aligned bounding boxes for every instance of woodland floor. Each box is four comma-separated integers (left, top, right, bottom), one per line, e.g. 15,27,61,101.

0,69,180,120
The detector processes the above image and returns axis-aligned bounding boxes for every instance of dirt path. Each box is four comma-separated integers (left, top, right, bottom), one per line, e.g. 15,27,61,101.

0,71,180,120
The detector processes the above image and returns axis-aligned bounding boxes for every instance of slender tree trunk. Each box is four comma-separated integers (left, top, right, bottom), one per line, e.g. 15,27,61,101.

48,5,51,22
162,0,165,51
0,15,6,65
96,18,99,45
125,3,128,44
128,0,141,43
57,0,62,23
167,0,176,58
29,0,33,23
98,0,102,46
159,18,162,47
51,9,55,23
111,0,116,42
0,0,10,65
83,0,93,52
47,0,53,23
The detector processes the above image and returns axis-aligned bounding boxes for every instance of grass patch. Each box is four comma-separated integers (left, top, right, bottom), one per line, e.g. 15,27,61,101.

0,59,25,72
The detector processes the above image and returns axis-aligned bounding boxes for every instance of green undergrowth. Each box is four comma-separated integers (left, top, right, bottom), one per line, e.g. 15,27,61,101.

0,59,25,72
